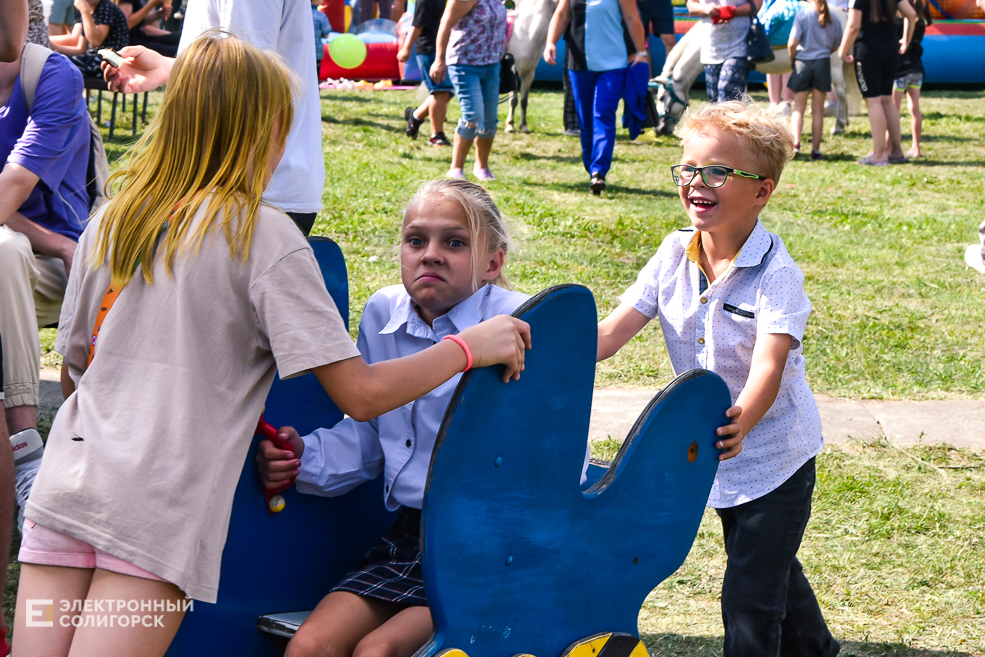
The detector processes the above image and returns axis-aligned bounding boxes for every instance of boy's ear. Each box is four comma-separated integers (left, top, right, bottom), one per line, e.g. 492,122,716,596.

754,178,776,206
480,249,506,284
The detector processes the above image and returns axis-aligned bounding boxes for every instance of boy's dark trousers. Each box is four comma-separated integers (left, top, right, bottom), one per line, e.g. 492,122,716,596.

716,458,840,657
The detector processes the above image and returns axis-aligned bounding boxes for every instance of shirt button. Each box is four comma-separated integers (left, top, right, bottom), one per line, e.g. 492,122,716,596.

698,337,705,344
700,297,708,304
405,439,412,448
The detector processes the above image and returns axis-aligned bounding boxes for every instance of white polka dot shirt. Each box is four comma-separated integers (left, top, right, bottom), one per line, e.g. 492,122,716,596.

620,220,824,508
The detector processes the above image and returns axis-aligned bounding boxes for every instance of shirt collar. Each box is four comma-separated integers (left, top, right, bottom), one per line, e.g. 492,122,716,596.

732,220,774,269
379,285,493,340
684,220,773,272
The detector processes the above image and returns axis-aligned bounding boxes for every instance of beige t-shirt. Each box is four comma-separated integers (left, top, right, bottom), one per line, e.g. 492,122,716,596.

28,202,360,603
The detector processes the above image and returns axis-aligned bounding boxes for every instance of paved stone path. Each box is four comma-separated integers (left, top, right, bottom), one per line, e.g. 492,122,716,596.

39,370,985,450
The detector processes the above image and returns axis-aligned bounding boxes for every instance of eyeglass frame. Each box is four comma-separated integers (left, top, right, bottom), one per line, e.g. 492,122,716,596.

670,164,768,188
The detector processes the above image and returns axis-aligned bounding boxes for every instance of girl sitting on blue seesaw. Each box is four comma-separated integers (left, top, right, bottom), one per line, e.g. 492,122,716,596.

257,178,530,657
13,34,530,657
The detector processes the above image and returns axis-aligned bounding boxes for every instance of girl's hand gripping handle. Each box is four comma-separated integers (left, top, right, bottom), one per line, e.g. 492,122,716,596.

256,416,296,514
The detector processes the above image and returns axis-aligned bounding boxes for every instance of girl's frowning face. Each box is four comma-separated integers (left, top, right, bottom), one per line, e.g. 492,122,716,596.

401,194,504,326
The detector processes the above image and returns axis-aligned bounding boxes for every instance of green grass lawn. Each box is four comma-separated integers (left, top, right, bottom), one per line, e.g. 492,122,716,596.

14,85,984,654
83,85,985,400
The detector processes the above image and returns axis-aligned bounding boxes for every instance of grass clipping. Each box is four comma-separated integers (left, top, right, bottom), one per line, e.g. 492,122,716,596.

591,439,985,657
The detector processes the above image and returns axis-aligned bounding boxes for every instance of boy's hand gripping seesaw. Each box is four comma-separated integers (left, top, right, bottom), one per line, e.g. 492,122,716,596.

256,416,295,514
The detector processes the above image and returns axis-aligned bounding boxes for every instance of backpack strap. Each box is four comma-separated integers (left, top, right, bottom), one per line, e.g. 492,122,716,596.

19,42,54,113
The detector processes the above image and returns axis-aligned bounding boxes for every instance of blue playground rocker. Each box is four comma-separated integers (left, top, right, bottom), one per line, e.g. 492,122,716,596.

164,238,731,657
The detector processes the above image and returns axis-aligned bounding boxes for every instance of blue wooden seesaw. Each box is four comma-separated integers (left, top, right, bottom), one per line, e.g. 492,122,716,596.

165,240,732,657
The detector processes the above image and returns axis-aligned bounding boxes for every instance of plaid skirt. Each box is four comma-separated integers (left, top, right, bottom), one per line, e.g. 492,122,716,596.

331,507,427,606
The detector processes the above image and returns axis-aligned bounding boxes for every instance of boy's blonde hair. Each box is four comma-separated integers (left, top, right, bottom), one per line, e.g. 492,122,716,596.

675,97,795,184
94,30,297,285
404,179,512,290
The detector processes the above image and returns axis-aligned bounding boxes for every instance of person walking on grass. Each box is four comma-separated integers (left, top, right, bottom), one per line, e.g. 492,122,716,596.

398,0,453,147
543,0,648,195
430,0,508,181
787,0,843,160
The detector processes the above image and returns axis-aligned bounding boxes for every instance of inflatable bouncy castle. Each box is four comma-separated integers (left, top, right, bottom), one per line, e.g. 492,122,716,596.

531,1,985,84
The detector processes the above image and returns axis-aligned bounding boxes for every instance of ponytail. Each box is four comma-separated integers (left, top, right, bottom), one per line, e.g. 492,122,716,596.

913,0,933,25
815,0,832,27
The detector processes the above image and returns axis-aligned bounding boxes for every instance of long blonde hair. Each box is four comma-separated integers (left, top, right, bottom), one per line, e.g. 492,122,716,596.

94,30,297,285
404,179,513,290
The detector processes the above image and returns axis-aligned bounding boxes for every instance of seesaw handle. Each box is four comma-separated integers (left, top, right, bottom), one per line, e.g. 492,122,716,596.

256,415,296,514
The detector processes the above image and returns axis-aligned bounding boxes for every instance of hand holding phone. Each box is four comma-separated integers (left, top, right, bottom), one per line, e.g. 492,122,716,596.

99,49,124,68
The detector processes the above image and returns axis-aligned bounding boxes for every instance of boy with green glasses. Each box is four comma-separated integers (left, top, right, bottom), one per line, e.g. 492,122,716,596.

596,98,840,657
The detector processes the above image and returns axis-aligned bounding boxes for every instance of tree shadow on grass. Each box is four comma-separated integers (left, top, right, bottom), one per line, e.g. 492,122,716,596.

919,134,978,143
909,160,985,167
317,92,375,103
321,114,395,132
923,112,985,124
642,634,982,657
521,179,677,198
511,151,585,165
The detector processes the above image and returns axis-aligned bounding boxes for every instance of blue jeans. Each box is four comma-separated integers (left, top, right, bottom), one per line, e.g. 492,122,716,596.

417,53,455,96
716,458,839,657
705,57,748,103
447,62,501,140
569,67,627,178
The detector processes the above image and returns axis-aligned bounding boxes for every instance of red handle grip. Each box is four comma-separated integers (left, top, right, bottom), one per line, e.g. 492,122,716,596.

257,415,295,514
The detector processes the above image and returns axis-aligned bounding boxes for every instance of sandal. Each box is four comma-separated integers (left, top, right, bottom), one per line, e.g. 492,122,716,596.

590,176,606,196
446,167,465,179
888,155,910,164
858,156,888,166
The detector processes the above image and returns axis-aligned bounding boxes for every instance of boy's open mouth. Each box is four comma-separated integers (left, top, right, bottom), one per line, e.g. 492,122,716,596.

688,196,717,207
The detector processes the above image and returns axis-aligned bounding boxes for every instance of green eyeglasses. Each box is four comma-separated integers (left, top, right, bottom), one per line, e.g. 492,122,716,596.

670,164,767,188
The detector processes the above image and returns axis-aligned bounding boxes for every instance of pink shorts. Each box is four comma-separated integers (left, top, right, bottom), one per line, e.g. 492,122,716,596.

19,519,167,582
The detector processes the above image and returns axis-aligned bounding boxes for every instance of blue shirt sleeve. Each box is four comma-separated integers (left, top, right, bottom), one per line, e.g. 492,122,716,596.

8,53,90,238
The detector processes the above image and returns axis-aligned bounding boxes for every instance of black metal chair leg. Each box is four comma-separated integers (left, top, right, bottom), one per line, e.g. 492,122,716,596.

110,93,119,140
142,92,148,123
97,89,103,124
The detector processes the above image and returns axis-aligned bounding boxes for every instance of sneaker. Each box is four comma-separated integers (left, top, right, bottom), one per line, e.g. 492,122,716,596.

810,150,823,161
446,167,465,179
473,167,496,181
563,128,581,137
11,427,44,531
404,107,422,139
429,132,452,147
590,175,606,196
793,142,801,155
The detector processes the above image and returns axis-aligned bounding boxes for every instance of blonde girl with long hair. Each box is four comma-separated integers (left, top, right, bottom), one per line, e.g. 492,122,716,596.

13,31,529,657
787,0,844,159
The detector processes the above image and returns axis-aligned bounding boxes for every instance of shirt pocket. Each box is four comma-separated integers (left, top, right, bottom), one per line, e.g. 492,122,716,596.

721,302,755,319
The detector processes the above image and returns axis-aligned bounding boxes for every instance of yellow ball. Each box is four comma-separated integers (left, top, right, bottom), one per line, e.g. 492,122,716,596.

268,494,286,513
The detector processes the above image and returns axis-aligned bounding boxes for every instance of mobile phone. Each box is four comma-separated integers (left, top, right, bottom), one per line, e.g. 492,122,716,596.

98,49,124,68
